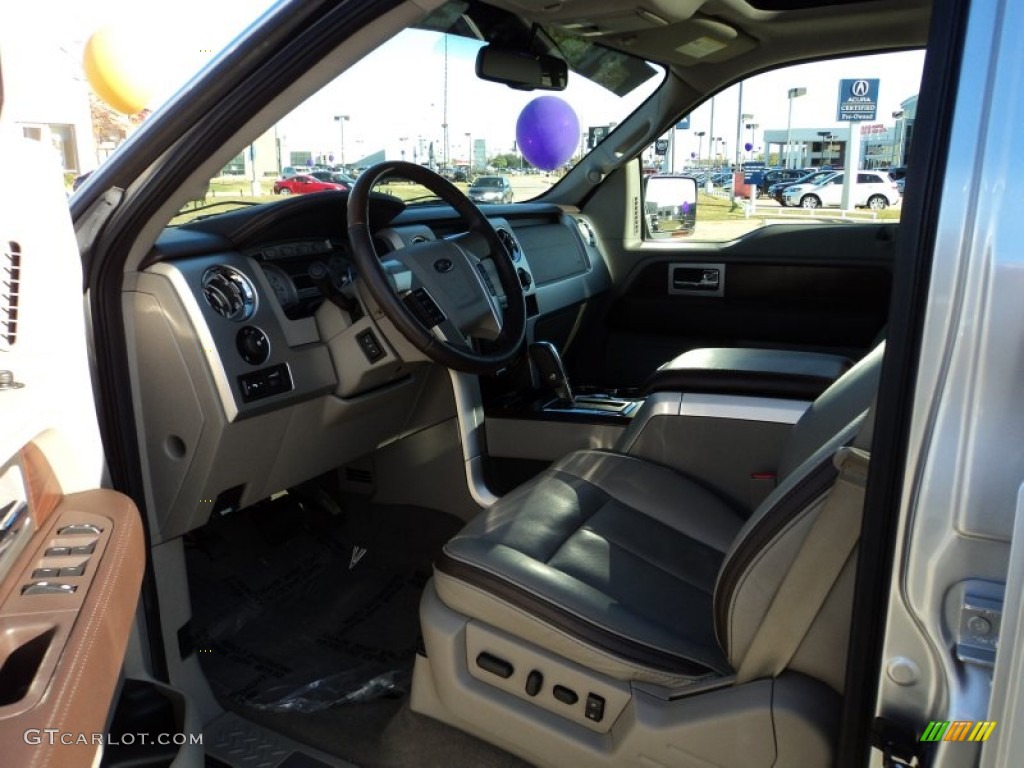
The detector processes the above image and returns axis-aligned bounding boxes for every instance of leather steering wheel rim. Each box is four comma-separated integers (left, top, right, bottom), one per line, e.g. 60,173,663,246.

347,161,526,374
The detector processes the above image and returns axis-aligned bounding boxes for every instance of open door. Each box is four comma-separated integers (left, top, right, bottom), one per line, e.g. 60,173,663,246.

0,70,145,767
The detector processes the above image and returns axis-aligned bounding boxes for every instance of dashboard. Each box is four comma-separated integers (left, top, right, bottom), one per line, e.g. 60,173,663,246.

128,191,611,542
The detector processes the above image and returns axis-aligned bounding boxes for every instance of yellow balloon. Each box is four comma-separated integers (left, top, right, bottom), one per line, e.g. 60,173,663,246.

83,26,155,115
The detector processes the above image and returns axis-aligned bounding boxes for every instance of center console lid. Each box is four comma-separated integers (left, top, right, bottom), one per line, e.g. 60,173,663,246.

644,348,852,401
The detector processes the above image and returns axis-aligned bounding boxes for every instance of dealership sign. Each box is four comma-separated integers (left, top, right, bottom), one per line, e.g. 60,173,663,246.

836,78,879,121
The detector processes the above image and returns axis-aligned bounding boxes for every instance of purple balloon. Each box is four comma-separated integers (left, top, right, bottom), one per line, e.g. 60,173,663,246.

744,142,753,152
515,96,580,171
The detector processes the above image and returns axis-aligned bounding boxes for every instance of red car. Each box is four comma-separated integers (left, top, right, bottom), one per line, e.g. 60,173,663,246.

272,173,345,195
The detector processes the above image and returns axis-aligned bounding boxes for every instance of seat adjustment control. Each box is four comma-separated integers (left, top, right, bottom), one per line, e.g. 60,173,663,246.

553,685,578,705
585,692,606,722
476,652,514,679
525,670,543,696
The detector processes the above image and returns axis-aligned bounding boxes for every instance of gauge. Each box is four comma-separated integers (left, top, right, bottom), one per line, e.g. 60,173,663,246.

260,263,298,309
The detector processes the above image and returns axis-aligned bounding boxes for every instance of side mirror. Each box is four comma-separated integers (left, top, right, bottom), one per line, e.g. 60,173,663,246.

475,45,568,91
644,175,697,237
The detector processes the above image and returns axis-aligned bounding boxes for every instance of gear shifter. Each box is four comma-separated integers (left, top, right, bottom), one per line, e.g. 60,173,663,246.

529,341,574,404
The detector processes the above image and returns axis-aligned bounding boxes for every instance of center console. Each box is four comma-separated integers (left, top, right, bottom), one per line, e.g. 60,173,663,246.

485,344,851,513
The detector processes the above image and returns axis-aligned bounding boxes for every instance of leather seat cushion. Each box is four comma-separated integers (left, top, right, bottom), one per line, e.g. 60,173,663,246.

435,450,745,682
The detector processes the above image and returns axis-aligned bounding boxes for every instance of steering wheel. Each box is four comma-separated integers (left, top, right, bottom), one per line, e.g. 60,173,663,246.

347,161,526,374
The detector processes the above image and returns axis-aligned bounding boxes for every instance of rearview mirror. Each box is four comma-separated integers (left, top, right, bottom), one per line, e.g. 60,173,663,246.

644,175,698,237
475,46,568,91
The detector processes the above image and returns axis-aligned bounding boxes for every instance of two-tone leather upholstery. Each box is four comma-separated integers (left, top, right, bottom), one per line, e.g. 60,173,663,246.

432,344,884,690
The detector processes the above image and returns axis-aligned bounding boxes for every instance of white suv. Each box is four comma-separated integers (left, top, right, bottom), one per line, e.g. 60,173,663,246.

783,170,900,210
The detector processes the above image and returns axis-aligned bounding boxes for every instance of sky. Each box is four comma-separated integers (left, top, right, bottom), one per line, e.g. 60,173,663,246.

3,0,925,167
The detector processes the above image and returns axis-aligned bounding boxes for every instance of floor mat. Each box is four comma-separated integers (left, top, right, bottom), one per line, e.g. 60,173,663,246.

186,494,462,714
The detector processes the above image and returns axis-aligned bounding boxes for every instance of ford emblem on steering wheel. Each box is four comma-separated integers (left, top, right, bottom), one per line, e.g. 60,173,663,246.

434,258,454,273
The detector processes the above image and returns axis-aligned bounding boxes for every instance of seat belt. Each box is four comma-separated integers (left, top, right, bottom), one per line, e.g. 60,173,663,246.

735,407,874,683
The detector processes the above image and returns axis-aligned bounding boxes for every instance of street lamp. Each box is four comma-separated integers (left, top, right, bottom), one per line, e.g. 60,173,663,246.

817,131,832,167
785,87,806,169
892,110,905,167
333,115,349,169
739,114,753,165
465,131,472,172
695,131,706,166
745,122,759,157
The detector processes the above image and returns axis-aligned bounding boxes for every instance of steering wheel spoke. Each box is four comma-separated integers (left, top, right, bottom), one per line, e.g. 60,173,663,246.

347,161,526,374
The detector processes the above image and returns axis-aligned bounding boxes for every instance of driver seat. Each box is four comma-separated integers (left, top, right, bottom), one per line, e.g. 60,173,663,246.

412,345,883,767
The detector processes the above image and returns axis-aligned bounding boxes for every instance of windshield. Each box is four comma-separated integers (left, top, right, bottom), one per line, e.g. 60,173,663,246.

171,7,662,224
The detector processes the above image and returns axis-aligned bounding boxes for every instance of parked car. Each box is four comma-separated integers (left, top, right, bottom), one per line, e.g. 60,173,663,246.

467,174,513,203
272,173,346,195
783,170,900,209
768,169,837,205
756,168,806,197
308,170,356,189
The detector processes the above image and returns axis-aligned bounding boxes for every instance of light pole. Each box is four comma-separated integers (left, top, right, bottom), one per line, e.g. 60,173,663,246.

739,113,753,165
465,131,472,172
745,122,759,158
334,115,349,169
785,87,806,169
695,131,706,166
892,110,905,166
817,131,832,167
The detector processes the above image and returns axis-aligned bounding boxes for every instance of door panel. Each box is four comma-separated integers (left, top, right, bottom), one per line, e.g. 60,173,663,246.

0,445,144,768
579,223,895,388
0,130,142,767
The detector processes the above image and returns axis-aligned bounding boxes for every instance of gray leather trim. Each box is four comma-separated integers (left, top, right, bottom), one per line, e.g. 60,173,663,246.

645,348,852,401
778,343,884,477
713,457,838,647
436,553,722,676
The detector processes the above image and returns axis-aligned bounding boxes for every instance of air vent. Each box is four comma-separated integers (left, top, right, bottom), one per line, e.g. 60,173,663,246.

575,218,597,247
201,266,256,321
345,466,374,484
2,242,21,349
495,228,522,262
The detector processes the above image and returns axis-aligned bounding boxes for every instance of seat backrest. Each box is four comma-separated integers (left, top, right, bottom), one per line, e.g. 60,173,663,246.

777,342,884,479
712,343,884,691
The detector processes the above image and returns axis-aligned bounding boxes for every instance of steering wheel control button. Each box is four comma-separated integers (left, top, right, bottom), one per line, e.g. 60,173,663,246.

356,330,386,363
238,364,294,403
22,582,77,596
236,326,271,366
403,288,447,328
476,652,514,679
525,670,544,697
552,685,578,706
434,258,454,273
585,693,606,722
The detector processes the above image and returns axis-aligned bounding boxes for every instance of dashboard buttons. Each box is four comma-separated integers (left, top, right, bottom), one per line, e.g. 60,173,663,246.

357,330,386,363
238,364,294,402
236,326,271,366
517,268,533,290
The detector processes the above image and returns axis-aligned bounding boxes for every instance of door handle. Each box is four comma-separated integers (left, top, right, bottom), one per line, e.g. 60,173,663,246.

669,264,725,295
